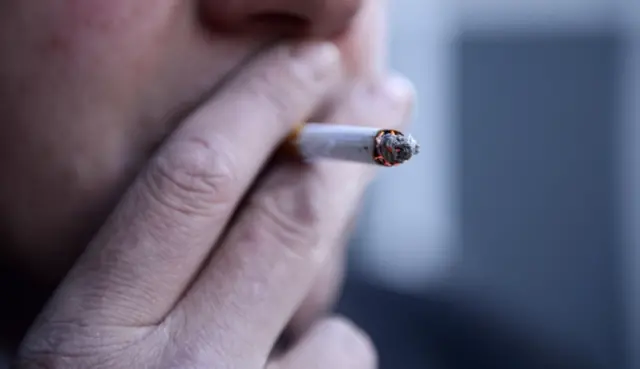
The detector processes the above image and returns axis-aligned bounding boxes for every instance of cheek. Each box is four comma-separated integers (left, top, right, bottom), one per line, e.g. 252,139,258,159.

0,0,267,281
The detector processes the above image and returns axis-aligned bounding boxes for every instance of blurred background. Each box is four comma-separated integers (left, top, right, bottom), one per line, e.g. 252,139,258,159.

336,0,640,368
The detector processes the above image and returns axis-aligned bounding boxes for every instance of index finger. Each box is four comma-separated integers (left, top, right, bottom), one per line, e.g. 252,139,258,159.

43,41,342,327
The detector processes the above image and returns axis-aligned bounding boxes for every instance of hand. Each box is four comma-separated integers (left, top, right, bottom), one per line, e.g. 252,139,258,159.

14,40,413,369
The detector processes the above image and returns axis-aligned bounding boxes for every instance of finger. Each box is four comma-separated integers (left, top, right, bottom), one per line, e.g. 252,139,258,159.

268,317,377,369
335,0,386,78
287,202,362,339
171,74,414,362
288,246,347,336
45,41,342,326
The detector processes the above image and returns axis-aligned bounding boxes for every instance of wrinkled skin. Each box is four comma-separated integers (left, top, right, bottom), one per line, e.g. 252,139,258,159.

0,0,415,367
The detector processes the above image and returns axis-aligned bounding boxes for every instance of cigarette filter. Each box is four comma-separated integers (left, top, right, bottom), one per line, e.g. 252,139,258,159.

283,123,420,167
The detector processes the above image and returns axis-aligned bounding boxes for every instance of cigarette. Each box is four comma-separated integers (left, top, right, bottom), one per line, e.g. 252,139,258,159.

282,123,420,167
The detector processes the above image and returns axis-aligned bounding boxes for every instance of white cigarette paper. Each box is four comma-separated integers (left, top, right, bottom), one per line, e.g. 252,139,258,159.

288,123,420,167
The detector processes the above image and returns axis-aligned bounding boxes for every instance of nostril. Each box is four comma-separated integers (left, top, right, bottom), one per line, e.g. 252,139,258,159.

199,0,361,38
247,12,311,36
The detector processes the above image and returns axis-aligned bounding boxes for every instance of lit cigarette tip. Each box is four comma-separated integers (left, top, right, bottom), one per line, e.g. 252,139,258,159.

374,130,420,166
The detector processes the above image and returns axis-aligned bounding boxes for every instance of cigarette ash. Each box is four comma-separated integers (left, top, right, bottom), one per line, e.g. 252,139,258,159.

375,132,420,166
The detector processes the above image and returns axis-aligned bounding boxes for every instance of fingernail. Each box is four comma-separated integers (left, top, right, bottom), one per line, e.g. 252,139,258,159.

361,73,414,102
378,73,416,125
292,41,340,67
383,73,414,102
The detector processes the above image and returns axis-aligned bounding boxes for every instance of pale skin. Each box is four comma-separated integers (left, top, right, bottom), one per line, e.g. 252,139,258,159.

0,0,415,367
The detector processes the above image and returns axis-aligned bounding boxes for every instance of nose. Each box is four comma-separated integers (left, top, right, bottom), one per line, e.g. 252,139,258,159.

200,0,363,37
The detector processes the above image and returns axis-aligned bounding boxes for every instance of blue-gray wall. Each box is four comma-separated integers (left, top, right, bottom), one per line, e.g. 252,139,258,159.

456,32,622,368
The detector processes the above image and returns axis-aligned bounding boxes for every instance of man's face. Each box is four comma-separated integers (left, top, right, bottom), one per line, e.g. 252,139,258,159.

0,0,380,281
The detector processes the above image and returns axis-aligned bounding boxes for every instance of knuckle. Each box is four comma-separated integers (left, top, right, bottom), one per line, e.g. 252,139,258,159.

144,136,237,217
238,46,333,121
162,311,234,369
320,317,378,369
246,174,324,258
243,70,290,123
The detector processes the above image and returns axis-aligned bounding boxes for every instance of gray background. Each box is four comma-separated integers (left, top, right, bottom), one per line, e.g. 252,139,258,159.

343,1,640,368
